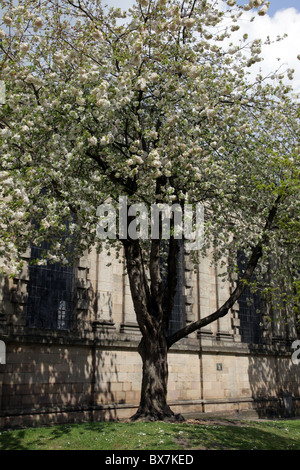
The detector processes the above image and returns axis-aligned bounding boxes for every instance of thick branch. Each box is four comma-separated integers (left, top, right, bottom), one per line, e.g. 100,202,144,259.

150,239,163,302
167,195,282,348
162,237,179,330
122,238,154,338
166,243,262,348
86,149,137,196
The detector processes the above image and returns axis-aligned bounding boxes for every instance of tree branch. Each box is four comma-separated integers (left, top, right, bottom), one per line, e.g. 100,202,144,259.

162,236,179,331
166,195,282,348
123,237,154,337
85,149,137,196
150,238,163,302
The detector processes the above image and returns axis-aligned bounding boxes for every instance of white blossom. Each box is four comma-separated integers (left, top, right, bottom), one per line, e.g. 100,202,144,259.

133,155,144,165
258,5,268,16
136,77,147,91
96,98,110,109
0,128,12,138
53,52,66,65
0,0,298,322
149,73,159,82
88,136,98,146
182,18,195,28
3,16,13,26
19,43,30,53
93,30,103,40
188,66,201,78
33,17,44,29
205,108,215,120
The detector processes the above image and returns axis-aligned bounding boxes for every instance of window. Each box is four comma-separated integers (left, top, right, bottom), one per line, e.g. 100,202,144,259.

237,288,264,344
167,240,185,335
160,240,185,336
26,243,74,330
237,253,264,344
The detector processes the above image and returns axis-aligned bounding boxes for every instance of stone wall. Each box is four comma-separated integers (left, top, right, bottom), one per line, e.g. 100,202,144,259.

0,328,299,429
0,246,300,428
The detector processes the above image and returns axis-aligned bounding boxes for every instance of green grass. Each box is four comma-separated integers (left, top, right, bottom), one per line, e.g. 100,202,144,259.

1,419,300,450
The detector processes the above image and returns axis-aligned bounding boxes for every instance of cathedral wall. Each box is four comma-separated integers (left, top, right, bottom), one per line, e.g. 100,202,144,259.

1,334,299,429
0,247,300,428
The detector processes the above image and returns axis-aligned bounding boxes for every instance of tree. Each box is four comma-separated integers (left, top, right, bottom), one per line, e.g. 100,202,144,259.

0,0,299,421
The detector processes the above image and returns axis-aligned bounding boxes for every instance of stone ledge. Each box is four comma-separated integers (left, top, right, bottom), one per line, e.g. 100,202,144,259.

0,326,295,357
199,342,293,357
2,396,300,429
2,396,300,417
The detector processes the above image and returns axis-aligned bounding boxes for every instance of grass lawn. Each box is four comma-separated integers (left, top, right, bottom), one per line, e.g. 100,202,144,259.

1,418,300,450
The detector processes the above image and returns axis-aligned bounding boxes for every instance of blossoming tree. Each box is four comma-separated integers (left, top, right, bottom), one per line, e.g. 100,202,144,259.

0,0,299,420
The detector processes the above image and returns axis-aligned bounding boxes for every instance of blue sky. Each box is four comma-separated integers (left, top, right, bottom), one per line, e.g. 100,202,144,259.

104,0,300,14
266,0,300,16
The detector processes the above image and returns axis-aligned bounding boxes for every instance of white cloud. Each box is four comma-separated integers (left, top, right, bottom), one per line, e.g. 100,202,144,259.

103,1,300,93
225,7,300,93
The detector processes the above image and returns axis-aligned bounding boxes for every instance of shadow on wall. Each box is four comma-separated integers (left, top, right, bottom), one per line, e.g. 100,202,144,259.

95,292,113,322
247,345,300,419
0,246,145,428
0,337,126,426
0,249,132,426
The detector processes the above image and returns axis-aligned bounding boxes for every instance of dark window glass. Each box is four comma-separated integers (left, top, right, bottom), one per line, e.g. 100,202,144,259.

237,253,264,344
160,240,185,336
167,240,185,335
26,244,74,330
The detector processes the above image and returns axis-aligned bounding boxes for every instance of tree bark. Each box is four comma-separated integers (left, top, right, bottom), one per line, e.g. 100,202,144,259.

123,236,183,421
131,335,184,422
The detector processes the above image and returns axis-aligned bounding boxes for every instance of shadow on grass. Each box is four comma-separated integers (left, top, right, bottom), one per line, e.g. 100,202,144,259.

0,421,119,450
0,429,28,451
1,420,300,451
181,421,300,450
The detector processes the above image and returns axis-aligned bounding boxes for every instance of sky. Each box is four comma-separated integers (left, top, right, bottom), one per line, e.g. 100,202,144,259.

104,0,300,15
266,0,299,17
103,0,300,92
236,2,300,92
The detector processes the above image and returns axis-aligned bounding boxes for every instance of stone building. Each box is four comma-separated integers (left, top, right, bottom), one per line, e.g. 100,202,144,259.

0,243,299,429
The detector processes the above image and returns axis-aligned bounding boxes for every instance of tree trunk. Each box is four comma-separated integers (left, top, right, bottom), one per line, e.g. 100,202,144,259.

125,197,282,421
131,335,184,422
123,237,183,421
